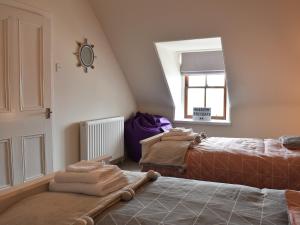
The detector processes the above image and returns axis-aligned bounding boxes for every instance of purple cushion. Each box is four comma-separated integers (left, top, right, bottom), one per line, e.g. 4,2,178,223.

124,112,172,162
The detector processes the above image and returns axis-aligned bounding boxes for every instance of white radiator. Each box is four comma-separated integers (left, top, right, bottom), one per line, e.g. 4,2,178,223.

80,116,124,161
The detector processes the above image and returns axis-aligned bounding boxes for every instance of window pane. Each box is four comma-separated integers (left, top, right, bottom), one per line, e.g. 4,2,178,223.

206,88,225,117
187,88,205,115
188,75,206,87
207,73,225,86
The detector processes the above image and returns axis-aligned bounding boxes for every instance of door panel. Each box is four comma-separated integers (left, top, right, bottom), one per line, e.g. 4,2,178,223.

22,134,45,182
19,21,44,111
0,139,12,189
0,18,9,112
0,4,52,188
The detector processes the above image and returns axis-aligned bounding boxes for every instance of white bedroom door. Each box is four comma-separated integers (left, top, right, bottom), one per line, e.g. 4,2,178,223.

0,4,52,189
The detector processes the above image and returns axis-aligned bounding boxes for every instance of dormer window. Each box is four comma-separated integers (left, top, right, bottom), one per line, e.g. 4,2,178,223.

180,50,227,120
155,37,230,123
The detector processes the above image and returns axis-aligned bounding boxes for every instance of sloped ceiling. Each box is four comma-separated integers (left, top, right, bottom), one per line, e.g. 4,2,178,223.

89,0,300,137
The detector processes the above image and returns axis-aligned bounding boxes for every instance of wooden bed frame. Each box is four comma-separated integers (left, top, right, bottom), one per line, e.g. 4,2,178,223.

0,155,158,225
0,155,111,215
0,156,111,213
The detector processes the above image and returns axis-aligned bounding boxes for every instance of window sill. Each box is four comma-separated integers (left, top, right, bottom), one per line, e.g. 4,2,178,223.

174,118,231,126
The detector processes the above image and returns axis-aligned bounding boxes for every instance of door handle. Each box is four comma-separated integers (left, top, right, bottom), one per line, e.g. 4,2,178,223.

46,108,53,119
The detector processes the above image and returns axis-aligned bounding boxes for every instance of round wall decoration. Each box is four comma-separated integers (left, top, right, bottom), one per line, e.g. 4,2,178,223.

74,38,96,73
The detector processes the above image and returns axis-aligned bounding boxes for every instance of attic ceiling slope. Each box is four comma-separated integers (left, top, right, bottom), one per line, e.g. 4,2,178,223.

89,0,300,123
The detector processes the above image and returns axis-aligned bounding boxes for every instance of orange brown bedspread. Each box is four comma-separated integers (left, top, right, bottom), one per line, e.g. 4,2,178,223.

286,190,300,225
142,137,300,190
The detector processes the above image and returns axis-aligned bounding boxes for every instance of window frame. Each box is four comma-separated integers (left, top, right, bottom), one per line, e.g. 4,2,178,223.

184,74,227,120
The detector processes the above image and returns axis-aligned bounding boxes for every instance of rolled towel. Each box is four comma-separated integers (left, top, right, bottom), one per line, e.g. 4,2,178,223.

200,131,207,139
54,165,121,184
49,171,129,196
279,136,300,150
66,160,104,173
194,135,202,144
161,132,198,141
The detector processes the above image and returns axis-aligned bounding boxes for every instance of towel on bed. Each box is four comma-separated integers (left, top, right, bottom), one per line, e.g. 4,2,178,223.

66,160,103,173
140,140,191,167
54,165,120,184
169,127,191,132
161,132,198,141
163,128,193,137
280,136,300,150
49,170,129,196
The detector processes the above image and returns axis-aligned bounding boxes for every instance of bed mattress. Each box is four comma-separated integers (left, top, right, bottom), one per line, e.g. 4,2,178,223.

142,137,300,190
95,174,289,225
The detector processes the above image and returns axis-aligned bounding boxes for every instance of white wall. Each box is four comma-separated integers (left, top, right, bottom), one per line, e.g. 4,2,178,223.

90,0,300,138
155,44,180,116
14,0,137,170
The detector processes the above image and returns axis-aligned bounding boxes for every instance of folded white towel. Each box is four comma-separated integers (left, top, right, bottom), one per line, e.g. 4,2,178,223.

163,128,193,137
54,165,121,184
161,132,198,141
66,160,103,173
169,127,192,133
49,171,129,196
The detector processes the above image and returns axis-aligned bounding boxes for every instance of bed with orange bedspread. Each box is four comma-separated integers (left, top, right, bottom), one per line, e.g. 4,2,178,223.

141,136,300,190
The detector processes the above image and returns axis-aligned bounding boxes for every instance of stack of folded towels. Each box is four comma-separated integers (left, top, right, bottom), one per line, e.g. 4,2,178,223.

161,127,205,144
49,160,129,196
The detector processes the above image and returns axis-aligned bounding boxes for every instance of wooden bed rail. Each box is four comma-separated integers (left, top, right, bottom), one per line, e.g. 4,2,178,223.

89,155,112,164
74,170,159,225
0,174,54,214
140,133,163,145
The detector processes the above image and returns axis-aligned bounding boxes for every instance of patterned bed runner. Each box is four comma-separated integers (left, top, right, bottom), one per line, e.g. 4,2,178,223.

95,176,290,225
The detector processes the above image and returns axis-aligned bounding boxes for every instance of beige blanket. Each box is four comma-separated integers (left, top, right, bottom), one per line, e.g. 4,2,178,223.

161,132,197,141
140,140,191,167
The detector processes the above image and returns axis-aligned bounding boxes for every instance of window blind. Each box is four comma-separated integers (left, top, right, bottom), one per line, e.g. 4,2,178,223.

180,51,225,74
